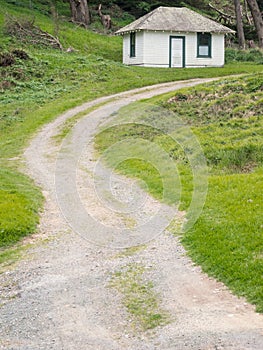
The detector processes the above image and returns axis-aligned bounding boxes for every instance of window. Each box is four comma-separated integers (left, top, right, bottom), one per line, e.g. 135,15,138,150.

197,33,211,58
130,32,136,57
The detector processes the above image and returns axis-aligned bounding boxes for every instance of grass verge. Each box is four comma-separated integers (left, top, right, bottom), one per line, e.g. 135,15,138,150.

0,168,43,247
95,73,263,312
182,171,263,312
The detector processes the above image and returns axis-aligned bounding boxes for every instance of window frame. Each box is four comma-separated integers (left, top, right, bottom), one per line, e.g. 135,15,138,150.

130,32,136,58
197,32,212,58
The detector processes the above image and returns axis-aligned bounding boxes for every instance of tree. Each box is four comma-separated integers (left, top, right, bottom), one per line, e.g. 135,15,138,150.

234,0,246,48
257,0,263,11
246,0,263,47
98,4,111,30
69,0,90,27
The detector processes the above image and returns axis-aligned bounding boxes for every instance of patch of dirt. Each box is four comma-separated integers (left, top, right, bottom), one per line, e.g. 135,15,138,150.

0,79,263,349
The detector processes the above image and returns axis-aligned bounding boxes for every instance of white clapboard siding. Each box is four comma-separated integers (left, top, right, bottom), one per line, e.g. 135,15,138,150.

185,33,225,67
122,31,226,68
143,31,169,67
123,31,144,65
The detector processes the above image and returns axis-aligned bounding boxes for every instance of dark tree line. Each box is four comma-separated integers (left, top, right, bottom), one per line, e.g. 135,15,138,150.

66,0,263,48
67,0,209,20
232,0,263,48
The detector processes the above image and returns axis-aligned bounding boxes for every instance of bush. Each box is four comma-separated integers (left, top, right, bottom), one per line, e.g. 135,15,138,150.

225,48,263,64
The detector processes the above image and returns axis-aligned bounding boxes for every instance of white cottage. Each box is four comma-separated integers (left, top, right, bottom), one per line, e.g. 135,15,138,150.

116,7,234,68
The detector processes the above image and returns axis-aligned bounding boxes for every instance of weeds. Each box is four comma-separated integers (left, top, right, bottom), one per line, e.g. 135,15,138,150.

110,263,169,330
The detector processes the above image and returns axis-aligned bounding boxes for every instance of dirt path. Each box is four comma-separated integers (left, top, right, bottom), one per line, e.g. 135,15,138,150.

1,79,263,349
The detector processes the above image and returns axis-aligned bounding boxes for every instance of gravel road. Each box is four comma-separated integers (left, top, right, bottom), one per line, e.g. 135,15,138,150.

0,79,262,349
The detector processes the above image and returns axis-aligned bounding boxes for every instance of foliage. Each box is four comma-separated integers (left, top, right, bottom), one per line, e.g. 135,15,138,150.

226,48,263,64
68,0,211,19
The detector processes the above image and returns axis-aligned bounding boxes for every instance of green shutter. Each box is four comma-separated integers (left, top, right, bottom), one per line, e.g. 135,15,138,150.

130,32,136,57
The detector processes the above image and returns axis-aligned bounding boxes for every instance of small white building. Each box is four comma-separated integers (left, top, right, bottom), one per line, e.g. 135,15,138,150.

116,7,234,68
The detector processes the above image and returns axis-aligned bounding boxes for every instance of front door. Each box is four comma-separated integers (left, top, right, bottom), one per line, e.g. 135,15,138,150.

170,36,185,68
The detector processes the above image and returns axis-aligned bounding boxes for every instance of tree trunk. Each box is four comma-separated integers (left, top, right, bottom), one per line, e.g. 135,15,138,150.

69,0,90,27
246,0,263,48
244,0,252,25
98,4,112,30
234,0,246,48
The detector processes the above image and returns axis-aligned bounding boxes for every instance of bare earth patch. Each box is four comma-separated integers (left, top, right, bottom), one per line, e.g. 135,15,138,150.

0,80,262,349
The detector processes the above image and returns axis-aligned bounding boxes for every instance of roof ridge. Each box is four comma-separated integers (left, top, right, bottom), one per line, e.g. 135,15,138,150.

116,6,234,35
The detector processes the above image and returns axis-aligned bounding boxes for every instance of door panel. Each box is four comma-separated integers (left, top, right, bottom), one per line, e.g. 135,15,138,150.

170,37,185,68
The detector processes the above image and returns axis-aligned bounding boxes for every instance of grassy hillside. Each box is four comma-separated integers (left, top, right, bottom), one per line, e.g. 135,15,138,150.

0,0,262,260
95,74,263,311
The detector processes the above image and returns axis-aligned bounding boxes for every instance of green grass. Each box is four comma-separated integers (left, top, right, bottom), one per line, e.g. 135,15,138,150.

0,0,262,252
95,74,263,312
182,170,263,311
110,263,169,330
0,168,43,246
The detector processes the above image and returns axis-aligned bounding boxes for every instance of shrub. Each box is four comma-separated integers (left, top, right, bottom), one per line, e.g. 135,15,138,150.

225,48,263,64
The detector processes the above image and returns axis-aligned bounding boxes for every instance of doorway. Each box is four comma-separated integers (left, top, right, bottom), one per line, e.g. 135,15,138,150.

169,36,185,68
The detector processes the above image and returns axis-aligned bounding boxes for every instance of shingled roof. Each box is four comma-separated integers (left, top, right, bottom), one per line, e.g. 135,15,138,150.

116,7,234,35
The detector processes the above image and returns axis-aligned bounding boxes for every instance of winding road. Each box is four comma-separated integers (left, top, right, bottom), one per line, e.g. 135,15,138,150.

0,79,263,349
